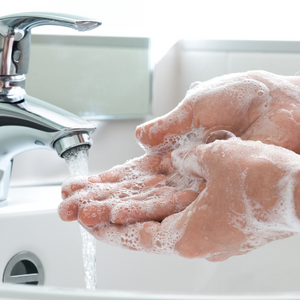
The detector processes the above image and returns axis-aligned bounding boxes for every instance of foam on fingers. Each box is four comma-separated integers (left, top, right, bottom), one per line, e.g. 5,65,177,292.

118,186,178,202
88,168,124,183
59,188,103,221
79,202,112,227
58,198,79,221
111,190,199,224
88,212,187,255
61,176,90,199
104,174,168,199
88,154,164,184
135,101,194,153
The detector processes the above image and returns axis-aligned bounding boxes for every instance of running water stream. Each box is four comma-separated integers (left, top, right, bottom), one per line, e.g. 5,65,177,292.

63,145,97,290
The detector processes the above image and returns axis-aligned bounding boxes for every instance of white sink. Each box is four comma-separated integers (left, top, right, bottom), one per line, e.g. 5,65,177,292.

1,186,300,299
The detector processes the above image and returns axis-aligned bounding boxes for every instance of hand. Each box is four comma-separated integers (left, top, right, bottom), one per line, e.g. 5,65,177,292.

59,152,204,225
135,70,300,154
79,139,300,261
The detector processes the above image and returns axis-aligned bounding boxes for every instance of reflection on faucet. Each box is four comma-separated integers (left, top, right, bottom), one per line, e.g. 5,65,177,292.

0,13,101,203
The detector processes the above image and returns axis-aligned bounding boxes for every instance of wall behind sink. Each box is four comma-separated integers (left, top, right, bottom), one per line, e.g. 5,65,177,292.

10,39,300,187
10,38,180,186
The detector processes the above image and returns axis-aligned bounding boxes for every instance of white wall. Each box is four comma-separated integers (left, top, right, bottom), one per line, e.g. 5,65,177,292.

178,40,300,100
2,0,300,41
10,41,180,186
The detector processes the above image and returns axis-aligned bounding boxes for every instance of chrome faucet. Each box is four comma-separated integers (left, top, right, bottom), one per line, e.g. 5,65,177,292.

0,12,101,203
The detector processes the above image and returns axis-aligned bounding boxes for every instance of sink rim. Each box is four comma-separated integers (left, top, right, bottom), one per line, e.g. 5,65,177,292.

1,283,300,300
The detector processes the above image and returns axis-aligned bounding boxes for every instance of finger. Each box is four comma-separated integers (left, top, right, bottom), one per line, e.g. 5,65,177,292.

120,186,178,201
63,173,168,205
135,101,194,152
79,202,112,227
90,174,169,201
88,154,163,184
177,139,281,180
61,176,89,200
171,141,235,180
78,187,180,227
58,190,100,221
117,174,168,192
84,213,185,255
58,198,79,221
61,176,171,226
111,190,199,224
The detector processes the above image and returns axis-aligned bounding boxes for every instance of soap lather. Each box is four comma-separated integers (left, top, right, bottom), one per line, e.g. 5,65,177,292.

0,12,101,203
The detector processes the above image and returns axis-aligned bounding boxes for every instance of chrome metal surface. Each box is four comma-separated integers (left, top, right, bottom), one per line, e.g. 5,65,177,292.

3,251,44,285
54,133,92,157
0,75,26,102
0,12,100,202
0,12,101,76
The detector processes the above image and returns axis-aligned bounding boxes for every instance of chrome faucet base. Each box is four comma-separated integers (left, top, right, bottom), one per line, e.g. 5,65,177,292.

0,75,26,102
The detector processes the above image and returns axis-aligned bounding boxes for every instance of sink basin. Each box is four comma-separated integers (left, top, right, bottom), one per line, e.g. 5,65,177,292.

1,186,300,299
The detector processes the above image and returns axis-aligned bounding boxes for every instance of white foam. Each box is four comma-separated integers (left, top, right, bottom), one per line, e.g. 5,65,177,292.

96,213,187,256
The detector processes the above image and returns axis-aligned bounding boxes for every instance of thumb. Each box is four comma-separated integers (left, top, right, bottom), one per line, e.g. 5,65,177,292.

171,139,239,180
135,101,194,153
170,143,210,181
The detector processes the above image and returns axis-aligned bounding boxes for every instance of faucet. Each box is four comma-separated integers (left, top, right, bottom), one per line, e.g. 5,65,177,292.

0,12,102,203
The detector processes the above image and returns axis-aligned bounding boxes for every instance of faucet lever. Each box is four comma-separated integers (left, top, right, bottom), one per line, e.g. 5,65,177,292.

0,12,102,76
0,12,101,33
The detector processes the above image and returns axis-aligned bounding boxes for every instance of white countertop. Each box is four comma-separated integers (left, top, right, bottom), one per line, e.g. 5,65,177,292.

0,185,62,216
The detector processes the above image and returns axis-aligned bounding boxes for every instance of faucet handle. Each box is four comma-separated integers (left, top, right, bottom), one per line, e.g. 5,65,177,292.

0,12,101,34
0,12,101,76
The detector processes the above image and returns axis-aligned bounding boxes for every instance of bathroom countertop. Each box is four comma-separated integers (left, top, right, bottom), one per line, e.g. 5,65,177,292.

0,185,62,216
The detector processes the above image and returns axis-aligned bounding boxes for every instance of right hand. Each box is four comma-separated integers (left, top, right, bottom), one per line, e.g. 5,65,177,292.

136,70,300,154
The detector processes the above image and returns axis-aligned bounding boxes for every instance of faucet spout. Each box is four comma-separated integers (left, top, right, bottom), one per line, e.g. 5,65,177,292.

54,133,93,157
